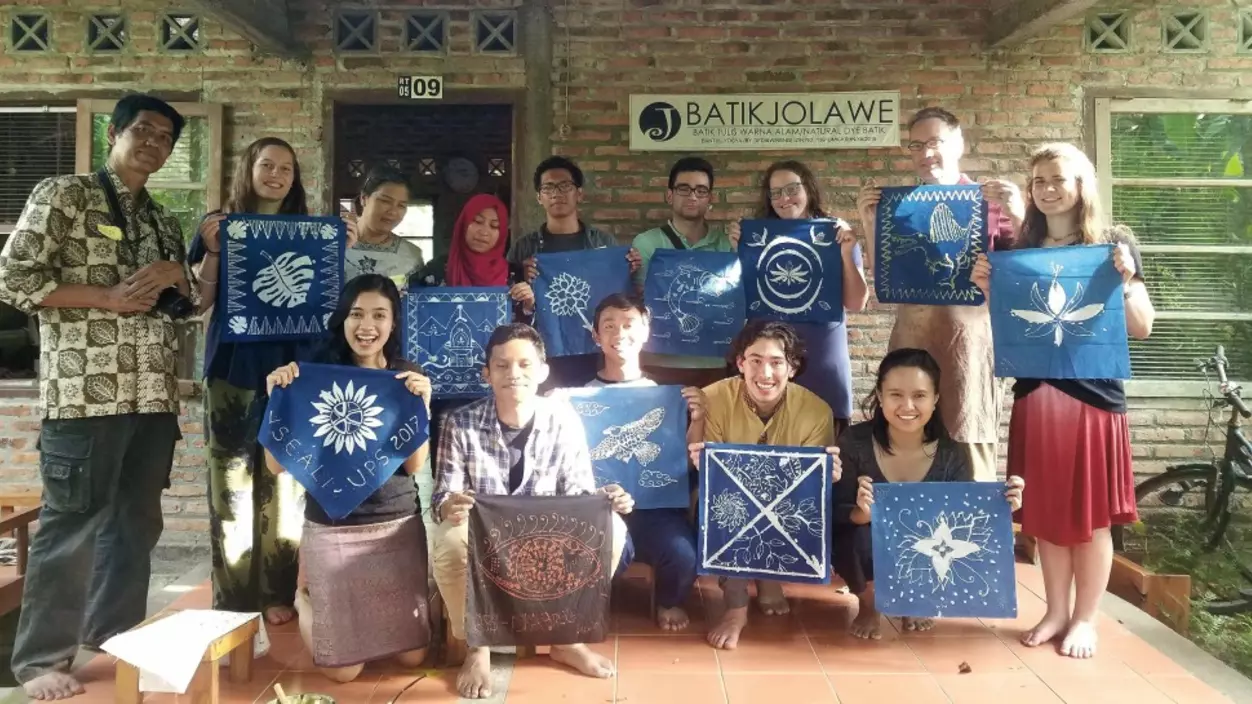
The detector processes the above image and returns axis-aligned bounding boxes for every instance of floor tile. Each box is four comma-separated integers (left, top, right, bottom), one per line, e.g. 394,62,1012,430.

906,634,1028,675
723,673,838,703
252,633,316,671
615,635,720,673
828,673,950,704
614,672,727,704
898,617,997,638
262,670,385,703
372,670,462,703
503,661,615,703
810,634,926,674
1143,675,1235,704
934,672,1063,704
713,635,823,673
1032,673,1172,704
999,634,1139,680
1103,634,1194,678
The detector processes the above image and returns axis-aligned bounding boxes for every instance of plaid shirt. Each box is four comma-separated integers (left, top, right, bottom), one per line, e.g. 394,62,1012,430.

432,395,595,521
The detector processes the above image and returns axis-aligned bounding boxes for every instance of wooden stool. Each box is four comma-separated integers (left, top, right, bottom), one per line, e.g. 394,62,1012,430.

115,611,259,704
617,561,657,620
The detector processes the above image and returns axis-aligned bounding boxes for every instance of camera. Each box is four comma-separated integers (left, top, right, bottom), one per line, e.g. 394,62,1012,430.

154,286,195,320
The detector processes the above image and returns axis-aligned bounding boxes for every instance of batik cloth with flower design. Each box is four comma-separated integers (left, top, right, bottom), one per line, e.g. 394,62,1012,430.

466,494,612,647
0,167,193,419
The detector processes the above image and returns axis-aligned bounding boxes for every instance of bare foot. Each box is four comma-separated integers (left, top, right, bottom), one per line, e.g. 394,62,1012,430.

755,580,790,616
1021,611,1069,648
550,643,614,678
264,605,296,625
1060,620,1098,659
901,617,934,633
657,606,690,631
22,672,85,701
707,605,748,650
849,600,882,640
456,647,493,699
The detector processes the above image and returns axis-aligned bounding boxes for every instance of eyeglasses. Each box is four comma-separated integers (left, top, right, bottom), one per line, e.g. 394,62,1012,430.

767,182,804,201
539,181,577,196
127,122,174,150
672,185,711,199
906,137,946,153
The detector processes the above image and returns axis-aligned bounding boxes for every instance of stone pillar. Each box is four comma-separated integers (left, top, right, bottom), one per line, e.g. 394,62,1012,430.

518,0,553,233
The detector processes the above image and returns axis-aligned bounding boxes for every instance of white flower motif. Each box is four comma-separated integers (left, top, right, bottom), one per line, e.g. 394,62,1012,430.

710,491,749,530
226,220,248,240
319,223,339,240
228,316,249,335
544,272,594,331
768,262,809,286
1010,264,1104,346
308,381,384,455
909,515,981,586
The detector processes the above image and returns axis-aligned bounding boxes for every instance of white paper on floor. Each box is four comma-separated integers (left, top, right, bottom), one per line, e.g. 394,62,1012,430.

101,609,261,693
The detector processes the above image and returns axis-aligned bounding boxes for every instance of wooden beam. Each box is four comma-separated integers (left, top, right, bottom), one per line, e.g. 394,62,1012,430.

987,0,1099,48
191,0,307,59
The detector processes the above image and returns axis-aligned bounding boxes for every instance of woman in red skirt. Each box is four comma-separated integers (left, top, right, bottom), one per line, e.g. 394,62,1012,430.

972,143,1155,659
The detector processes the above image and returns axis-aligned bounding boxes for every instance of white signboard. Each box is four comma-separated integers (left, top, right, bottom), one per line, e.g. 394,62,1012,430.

629,92,900,151
398,75,444,100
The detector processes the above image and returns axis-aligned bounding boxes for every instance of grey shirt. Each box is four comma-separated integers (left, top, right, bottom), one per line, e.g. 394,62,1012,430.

833,421,973,524
506,222,619,265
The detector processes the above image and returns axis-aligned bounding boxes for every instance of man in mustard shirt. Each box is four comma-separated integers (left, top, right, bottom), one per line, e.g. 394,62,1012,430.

688,320,841,650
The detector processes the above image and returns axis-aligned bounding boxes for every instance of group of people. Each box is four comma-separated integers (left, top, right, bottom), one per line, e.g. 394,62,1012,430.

0,93,1155,702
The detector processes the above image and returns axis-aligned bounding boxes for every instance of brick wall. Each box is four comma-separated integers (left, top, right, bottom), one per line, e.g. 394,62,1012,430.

0,0,1242,545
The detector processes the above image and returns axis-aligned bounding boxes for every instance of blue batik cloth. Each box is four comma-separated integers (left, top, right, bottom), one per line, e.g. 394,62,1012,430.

533,246,632,357
402,287,510,399
989,244,1129,380
738,219,844,324
220,214,345,342
875,185,988,306
871,481,1017,619
259,362,429,520
563,385,689,510
698,443,831,584
643,249,744,359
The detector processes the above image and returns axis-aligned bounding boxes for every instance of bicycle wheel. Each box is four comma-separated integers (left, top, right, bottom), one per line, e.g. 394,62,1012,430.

1118,465,1221,561
1205,474,1252,551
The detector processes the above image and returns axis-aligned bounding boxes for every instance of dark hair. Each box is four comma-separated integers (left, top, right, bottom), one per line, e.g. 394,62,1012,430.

730,319,806,377
593,293,650,331
485,323,546,365
861,348,949,454
907,106,961,133
224,137,308,216
755,160,828,220
110,94,185,146
533,156,584,191
321,274,405,369
357,165,412,214
668,157,715,190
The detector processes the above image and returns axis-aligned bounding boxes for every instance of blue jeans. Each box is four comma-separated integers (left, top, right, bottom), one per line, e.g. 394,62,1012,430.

11,413,180,684
621,508,698,608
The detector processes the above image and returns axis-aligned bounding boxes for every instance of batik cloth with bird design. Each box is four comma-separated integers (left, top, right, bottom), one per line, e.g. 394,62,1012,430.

874,185,988,306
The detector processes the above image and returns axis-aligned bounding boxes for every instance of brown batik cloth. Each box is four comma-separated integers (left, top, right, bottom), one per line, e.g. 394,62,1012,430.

466,495,612,648
302,514,431,668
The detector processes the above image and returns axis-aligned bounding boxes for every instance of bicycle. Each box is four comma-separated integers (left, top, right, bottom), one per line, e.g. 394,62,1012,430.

1114,345,1252,615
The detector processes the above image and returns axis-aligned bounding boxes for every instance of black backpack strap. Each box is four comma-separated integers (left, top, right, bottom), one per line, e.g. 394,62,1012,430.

660,222,686,250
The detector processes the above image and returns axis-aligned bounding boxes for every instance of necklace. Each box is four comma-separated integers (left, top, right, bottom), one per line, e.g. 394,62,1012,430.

1045,231,1077,245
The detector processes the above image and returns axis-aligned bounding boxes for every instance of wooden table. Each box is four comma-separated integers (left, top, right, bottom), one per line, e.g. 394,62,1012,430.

115,610,259,704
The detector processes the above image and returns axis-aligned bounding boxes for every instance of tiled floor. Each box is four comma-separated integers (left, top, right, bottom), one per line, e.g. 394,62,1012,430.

51,565,1233,704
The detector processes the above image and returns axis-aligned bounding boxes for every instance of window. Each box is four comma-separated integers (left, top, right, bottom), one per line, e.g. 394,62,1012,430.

335,10,378,53
473,11,517,54
405,11,447,53
160,13,203,52
1162,10,1207,52
86,13,127,53
1095,98,1252,385
9,12,51,53
1086,11,1131,53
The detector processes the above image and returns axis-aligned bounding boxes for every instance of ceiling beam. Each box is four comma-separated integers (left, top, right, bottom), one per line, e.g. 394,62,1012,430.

987,0,1100,48
191,0,307,59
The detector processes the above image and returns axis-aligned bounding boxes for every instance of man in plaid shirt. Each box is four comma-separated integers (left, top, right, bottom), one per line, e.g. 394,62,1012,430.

431,323,633,700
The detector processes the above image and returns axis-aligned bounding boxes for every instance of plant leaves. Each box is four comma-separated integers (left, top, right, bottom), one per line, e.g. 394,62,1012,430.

253,250,315,308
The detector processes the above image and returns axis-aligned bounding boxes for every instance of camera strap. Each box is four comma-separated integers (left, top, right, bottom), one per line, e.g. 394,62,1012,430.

95,169,170,262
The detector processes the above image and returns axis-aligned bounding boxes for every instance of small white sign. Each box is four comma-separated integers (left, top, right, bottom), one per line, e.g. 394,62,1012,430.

398,75,444,100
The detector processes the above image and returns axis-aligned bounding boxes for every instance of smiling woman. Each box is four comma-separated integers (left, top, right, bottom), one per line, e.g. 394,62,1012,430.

345,165,425,285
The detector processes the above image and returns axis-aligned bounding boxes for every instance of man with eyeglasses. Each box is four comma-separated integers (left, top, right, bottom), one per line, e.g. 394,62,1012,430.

856,106,1024,482
508,156,641,389
0,94,193,701
631,157,734,388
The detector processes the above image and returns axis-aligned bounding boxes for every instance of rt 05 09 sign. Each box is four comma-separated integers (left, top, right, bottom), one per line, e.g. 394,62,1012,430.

398,75,443,100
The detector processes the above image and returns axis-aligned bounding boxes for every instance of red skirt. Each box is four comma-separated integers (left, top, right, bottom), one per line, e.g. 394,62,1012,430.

1008,383,1137,547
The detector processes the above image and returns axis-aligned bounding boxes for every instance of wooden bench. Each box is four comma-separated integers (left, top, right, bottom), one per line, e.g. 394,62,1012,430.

1108,553,1192,635
115,609,259,704
0,492,41,618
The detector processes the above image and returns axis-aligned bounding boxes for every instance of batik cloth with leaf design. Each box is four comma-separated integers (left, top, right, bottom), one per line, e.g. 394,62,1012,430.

699,442,832,584
259,363,429,520
737,219,844,324
989,244,1130,380
466,494,613,647
532,246,632,357
871,481,1017,619
874,185,988,305
219,214,344,343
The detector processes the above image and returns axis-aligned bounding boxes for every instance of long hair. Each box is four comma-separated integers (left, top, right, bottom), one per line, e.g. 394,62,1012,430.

860,348,948,454
755,160,829,220
1019,143,1121,248
320,274,405,370
224,137,308,216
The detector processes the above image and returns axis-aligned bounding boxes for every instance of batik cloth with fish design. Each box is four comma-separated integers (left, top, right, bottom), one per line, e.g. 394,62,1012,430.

259,363,429,520
466,494,613,647
562,385,690,509
219,214,345,343
533,246,633,357
737,219,844,324
870,481,1017,619
989,244,1129,380
874,185,988,305
643,249,745,358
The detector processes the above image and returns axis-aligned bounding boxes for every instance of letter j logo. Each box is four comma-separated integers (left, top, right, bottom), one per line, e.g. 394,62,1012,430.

639,102,681,142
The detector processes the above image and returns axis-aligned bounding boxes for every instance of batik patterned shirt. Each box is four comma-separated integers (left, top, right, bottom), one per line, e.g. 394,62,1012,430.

0,167,191,419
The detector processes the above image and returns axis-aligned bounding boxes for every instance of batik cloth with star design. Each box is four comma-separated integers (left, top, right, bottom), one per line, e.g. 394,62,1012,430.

0,167,194,419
